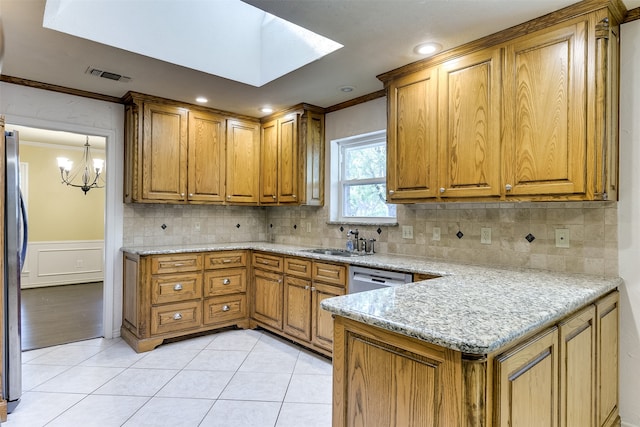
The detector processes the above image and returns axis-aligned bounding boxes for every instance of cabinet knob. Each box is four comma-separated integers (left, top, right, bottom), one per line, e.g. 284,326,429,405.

389,190,395,195
189,193,193,197
440,188,445,193
173,283,183,291
222,278,231,285
181,193,185,197
304,285,310,290
292,194,297,199
173,313,182,320
227,195,231,200
272,195,277,200
505,184,512,191
222,305,230,312
311,287,316,292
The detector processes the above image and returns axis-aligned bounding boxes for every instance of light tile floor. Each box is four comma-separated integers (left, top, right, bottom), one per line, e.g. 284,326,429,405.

4,329,333,427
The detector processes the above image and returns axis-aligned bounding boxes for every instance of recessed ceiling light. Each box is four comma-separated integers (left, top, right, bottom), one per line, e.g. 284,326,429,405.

339,85,355,93
414,42,442,56
195,96,208,103
260,107,274,114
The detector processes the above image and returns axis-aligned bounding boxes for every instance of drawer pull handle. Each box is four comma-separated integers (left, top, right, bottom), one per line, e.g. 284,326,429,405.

223,259,233,263
222,278,231,285
173,263,184,267
311,287,316,291
173,313,182,320
222,305,230,312
304,285,310,290
174,284,183,291
505,184,513,191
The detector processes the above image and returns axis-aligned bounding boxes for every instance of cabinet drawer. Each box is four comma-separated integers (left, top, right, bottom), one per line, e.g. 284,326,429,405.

150,301,201,335
204,269,247,296
204,251,247,270
150,254,203,274
284,257,312,278
313,262,346,286
151,273,202,304
203,294,247,325
252,252,284,272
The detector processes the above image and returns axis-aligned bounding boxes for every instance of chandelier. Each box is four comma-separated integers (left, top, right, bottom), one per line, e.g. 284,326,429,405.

56,136,105,195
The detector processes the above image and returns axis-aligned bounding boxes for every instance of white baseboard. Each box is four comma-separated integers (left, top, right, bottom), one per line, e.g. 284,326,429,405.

21,240,104,289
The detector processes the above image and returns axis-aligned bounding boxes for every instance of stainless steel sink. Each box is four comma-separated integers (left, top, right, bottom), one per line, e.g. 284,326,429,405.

303,248,363,257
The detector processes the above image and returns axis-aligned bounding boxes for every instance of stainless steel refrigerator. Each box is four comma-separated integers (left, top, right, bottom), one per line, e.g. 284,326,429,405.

3,130,27,412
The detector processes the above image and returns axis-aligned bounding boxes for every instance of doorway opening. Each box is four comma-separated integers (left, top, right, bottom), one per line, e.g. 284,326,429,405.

10,124,106,350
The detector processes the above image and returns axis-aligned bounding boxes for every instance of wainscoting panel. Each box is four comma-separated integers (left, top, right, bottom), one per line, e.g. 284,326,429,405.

21,240,104,288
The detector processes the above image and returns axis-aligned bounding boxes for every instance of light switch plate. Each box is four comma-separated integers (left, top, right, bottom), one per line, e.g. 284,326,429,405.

481,227,492,245
432,227,441,241
402,225,414,239
555,228,570,248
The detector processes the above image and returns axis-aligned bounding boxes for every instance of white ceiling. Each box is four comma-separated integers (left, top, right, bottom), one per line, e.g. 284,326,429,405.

1,0,639,122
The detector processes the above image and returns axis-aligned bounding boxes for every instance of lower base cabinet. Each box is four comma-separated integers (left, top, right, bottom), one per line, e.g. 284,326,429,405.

332,291,619,427
252,254,346,357
121,250,250,352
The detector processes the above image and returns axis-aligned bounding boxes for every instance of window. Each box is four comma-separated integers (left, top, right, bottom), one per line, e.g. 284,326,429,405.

331,130,396,223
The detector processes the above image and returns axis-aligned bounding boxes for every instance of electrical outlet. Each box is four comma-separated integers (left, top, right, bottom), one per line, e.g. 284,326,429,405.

555,229,570,248
432,227,441,241
480,227,492,245
194,222,201,232
306,222,311,233
402,225,414,239
76,259,83,268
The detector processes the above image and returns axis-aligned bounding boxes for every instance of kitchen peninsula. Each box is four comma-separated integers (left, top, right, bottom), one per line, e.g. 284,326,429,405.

121,242,620,427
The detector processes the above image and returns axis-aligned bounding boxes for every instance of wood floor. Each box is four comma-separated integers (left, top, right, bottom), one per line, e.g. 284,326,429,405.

20,282,103,351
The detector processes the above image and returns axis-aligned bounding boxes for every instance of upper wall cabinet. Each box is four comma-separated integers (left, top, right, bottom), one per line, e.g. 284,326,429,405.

124,92,260,205
259,105,325,206
380,1,622,203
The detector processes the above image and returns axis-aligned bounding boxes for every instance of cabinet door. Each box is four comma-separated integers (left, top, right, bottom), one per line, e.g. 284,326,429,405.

187,111,225,203
142,102,188,201
260,119,279,204
301,111,325,206
503,20,588,197
252,269,284,330
283,276,312,341
495,327,559,427
559,305,596,427
277,115,299,204
226,119,260,204
438,48,501,198
596,291,619,427
387,67,438,201
311,283,344,352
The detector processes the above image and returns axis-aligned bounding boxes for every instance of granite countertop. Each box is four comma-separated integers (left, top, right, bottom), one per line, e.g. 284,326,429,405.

121,242,621,355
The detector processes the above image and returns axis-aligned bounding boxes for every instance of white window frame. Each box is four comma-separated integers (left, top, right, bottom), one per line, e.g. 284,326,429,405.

330,130,396,224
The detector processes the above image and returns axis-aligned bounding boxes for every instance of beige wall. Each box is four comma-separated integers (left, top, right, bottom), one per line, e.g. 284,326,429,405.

19,142,105,241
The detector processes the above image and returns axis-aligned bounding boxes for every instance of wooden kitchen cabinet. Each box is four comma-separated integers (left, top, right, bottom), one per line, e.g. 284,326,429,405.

121,250,250,352
187,110,226,203
251,253,284,330
558,305,596,427
259,105,325,206
331,290,619,427
123,92,260,205
226,119,260,204
494,327,559,427
438,48,502,199
386,66,439,201
202,251,248,327
379,2,621,202
596,291,619,427
311,282,345,353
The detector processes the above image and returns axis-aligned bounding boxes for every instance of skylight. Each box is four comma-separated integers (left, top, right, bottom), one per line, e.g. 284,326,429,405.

42,0,343,87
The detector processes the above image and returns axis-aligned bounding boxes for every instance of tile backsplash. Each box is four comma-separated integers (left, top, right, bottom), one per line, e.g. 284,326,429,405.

123,201,618,277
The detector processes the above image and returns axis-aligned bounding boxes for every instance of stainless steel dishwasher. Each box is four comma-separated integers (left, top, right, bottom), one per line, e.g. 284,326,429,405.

348,265,413,294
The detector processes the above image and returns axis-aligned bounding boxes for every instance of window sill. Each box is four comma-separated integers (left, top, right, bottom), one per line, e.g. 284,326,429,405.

327,220,398,227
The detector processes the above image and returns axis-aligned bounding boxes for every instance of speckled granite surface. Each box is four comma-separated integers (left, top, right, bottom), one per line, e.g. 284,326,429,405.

121,242,621,355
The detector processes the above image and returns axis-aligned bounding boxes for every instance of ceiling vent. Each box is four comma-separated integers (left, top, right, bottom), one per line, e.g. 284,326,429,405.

85,67,131,82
